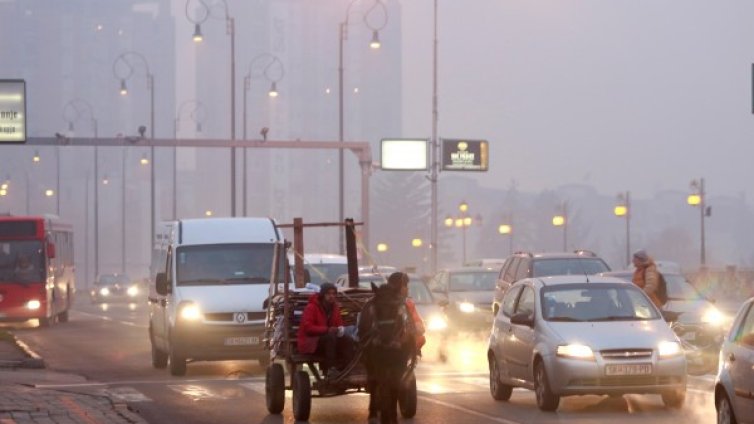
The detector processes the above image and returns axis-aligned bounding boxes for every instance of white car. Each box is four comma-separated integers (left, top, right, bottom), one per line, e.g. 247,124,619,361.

715,296,754,424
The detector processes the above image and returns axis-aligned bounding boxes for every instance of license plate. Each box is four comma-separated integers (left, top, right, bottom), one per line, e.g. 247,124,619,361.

224,336,259,346
682,332,696,341
605,363,652,376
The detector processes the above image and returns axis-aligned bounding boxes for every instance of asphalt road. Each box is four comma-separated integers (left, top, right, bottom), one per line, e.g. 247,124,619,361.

10,296,719,424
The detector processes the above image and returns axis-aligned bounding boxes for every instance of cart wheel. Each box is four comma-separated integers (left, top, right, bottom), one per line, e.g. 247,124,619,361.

265,363,285,414
292,370,312,421
399,372,417,418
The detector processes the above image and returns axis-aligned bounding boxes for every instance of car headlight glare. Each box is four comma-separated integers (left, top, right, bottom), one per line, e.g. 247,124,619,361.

99,287,110,296
458,302,475,313
658,341,683,358
701,307,725,326
179,303,202,321
127,286,139,297
556,344,595,360
26,300,41,310
426,314,448,331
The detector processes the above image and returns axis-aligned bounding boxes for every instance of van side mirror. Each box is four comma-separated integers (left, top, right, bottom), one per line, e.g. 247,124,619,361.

156,272,169,295
46,242,56,259
511,312,534,327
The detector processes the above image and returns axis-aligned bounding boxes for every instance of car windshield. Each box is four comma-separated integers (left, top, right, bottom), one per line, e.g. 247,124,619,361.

408,281,433,304
0,240,45,283
449,271,497,292
533,258,609,277
664,274,703,300
306,263,348,286
176,243,279,286
98,275,130,286
541,284,660,322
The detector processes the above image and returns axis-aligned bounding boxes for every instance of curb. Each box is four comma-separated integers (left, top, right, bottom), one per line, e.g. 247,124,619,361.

8,333,45,369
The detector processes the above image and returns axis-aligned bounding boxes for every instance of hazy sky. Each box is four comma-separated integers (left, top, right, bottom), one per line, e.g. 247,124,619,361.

400,0,754,201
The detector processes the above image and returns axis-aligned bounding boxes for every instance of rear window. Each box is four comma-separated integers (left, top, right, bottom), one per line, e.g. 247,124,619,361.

532,258,609,278
449,271,497,291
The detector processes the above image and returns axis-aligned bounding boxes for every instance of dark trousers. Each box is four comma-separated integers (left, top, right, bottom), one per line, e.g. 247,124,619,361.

316,333,355,373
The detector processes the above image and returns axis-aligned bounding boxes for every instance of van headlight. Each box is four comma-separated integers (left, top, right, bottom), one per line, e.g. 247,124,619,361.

26,300,41,310
426,314,448,331
701,307,725,326
458,302,475,314
179,303,203,321
127,286,139,297
99,287,110,296
556,344,595,360
658,341,682,358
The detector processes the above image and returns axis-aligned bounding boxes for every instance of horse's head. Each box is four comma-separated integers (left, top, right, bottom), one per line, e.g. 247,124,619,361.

368,284,411,348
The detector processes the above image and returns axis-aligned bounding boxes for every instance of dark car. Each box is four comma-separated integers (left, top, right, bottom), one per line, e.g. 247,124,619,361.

603,270,727,374
90,273,142,303
492,251,611,316
428,267,498,330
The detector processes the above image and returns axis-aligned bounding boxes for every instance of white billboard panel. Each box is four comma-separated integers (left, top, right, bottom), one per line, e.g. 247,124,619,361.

380,139,428,171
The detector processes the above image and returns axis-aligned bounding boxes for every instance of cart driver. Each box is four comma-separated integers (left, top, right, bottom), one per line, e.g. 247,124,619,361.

297,283,354,378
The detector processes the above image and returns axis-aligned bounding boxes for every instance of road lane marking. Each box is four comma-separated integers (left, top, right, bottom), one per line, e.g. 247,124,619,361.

72,310,148,329
101,387,152,402
418,395,521,424
168,384,228,401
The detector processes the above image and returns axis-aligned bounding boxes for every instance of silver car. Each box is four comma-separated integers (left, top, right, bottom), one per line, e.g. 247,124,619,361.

714,296,754,424
488,276,687,411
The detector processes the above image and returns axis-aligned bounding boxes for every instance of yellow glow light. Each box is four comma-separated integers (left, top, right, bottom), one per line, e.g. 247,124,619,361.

377,243,388,252
454,218,463,228
614,205,627,217
45,189,54,197
552,215,565,226
411,238,423,248
444,217,453,227
140,156,149,165
369,30,381,49
205,210,213,217
192,24,203,43
459,202,469,213
687,194,701,206
463,217,472,226
0,189,6,196
498,224,511,235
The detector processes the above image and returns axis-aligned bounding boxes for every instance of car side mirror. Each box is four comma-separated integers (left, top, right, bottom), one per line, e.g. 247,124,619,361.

156,272,170,295
511,312,534,327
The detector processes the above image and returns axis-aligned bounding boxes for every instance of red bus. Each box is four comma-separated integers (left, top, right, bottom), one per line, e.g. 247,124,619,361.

0,215,75,326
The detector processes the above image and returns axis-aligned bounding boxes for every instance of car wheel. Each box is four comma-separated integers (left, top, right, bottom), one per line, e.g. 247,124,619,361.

534,361,560,412
717,392,736,424
661,388,685,409
488,355,512,401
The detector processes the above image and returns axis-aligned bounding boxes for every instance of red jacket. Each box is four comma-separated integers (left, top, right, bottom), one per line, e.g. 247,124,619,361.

297,294,344,354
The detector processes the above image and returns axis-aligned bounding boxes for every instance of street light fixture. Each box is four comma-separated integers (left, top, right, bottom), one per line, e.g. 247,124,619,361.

498,223,513,255
552,202,568,251
113,50,156,248
411,238,423,248
32,151,40,163
614,191,631,266
242,53,284,216
338,0,388,253
688,178,710,266
445,201,481,265
186,0,237,216
377,243,388,253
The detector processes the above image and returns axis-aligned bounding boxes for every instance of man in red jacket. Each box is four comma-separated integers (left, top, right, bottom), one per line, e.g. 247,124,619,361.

298,283,352,376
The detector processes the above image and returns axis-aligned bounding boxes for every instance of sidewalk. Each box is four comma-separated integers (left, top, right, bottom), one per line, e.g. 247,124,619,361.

0,331,147,424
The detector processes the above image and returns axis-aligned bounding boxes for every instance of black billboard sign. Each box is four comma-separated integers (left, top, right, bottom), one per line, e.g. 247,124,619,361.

441,139,488,171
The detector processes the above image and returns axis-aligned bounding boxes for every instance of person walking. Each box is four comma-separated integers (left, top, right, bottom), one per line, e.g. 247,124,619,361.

632,249,663,308
386,272,426,352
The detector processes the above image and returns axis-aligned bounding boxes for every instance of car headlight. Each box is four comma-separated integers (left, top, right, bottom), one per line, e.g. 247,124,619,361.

99,287,110,296
458,302,476,314
556,344,595,360
701,307,725,326
127,286,139,297
26,300,41,310
426,314,448,331
658,341,683,358
179,303,203,321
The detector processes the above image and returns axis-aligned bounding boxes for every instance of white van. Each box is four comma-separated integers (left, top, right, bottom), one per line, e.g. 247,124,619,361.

287,252,347,286
148,217,284,376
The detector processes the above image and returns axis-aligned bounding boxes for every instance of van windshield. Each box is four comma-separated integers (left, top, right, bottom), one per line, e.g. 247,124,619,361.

176,244,279,286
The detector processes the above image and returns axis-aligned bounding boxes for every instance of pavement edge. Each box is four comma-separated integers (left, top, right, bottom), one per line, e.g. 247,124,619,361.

9,331,46,368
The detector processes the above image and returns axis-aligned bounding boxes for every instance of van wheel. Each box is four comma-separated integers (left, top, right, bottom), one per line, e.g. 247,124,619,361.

169,346,187,376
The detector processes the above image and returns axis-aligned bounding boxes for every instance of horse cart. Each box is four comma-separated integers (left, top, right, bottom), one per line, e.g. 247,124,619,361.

263,219,417,421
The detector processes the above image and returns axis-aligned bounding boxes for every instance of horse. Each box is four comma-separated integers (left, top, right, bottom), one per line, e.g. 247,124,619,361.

358,283,417,424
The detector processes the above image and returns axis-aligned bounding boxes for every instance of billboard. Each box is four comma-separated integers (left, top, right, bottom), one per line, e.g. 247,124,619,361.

0,80,26,143
442,139,488,171
380,139,428,171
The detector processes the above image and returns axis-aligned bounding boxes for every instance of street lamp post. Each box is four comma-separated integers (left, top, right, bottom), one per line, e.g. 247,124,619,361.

174,99,206,219
688,178,710,266
552,202,567,251
113,50,156,246
614,191,631,267
430,0,439,275
444,201,481,265
338,0,387,253
242,54,284,216
187,0,236,216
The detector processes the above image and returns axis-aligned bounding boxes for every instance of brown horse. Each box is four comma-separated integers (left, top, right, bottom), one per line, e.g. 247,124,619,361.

358,283,417,424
